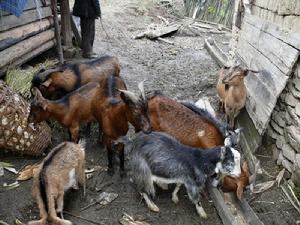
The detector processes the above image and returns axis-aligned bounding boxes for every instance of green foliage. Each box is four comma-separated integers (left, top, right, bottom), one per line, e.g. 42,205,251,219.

207,5,215,14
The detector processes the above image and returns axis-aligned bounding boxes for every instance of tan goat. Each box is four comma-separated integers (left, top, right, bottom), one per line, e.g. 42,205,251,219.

28,141,86,225
217,66,258,128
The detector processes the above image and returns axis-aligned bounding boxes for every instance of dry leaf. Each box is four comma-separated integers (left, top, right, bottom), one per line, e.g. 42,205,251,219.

119,213,150,225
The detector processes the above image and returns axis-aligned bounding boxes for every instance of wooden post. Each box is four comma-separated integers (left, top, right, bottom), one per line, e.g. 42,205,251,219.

60,0,72,47
51,0,64,64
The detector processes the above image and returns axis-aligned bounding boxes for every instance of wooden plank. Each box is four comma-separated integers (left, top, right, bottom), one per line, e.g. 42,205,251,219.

71,15,81,47
236,35,295,134
0,29,54,68
0,0,50,16
60,0,72,47
0,39,55,77
208,186,241,225
204,38,230,67
0,18,53,51
0,6,52,32
240,18,299,75
244,14,300,50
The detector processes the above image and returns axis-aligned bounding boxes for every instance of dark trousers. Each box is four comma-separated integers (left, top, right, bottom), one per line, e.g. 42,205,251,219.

80,17,95,56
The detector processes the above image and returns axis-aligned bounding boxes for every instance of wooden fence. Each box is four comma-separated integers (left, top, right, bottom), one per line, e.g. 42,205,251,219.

184,0,235,28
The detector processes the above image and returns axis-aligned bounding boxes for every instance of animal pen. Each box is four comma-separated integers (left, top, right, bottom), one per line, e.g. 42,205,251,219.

0,0,300,224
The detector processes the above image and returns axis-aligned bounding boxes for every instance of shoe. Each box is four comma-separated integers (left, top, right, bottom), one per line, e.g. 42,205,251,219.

82,53,98,59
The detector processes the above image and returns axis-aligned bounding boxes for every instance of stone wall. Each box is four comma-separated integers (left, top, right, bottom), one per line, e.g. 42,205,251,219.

267,63,300,185
252,0,300,31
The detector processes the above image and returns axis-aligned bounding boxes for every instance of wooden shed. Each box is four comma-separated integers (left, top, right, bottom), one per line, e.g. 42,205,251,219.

0,0,56,76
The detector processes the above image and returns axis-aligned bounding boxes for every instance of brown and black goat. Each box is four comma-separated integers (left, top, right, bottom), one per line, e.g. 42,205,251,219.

28,141,85,225
29,76,151,176
32,55,120,99
147,92,251,199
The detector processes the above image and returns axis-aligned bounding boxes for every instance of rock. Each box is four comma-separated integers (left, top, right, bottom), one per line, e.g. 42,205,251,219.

277,151,284,166
291,87,300,99
296,103,300,117
270,120,284,135
287,106,300,127
271,144,280,161
285,93,298,107
282,159,293,172
267,127,279,139
294,154,300,169
282,143,296,162
285,126,300,152
292,169,300,187
275,135,286,149
272,112,286,128
294,78,300,91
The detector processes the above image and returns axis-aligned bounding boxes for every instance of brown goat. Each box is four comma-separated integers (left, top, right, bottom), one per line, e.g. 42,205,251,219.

28,141,85,225
29,76,151,176
221,161,250,201
32,55,120,99
147,92,250,199
216,67,227,112
148,93,225,148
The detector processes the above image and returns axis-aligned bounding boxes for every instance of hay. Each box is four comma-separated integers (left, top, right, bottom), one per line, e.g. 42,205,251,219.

5,59,58,99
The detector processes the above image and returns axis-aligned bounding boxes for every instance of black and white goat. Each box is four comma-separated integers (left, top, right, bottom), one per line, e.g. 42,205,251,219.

127,131,241,219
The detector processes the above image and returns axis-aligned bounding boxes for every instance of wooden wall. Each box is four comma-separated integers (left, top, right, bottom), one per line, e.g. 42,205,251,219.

0,0,55,76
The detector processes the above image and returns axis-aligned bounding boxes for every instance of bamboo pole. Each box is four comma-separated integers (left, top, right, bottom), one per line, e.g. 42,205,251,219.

51,0,64,64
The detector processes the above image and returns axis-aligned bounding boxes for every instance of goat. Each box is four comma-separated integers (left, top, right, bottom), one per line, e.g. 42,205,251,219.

127,131,241,219
147,92,238,148
217,66,258,128
28,141,85,225
32,55,120,99
216,67,228,112
147,93,250,199
29,76,151,176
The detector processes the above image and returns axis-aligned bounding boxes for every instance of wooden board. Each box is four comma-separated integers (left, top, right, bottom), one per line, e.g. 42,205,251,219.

0,0,50,16
244,14,300,50
0,29,54,68
0,18,53,51
0,39,55,77
236,14,300,134
0,6,52,32
204,38,230,67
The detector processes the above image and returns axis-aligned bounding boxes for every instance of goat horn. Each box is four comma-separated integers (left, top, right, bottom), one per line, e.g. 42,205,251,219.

117,89,139,103
138,80,146,100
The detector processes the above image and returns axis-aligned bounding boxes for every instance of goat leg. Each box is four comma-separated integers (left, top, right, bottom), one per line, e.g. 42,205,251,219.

172,183,181,204
141,193,160,212
195,201,208,219
104,136,115,176
116,143,126,178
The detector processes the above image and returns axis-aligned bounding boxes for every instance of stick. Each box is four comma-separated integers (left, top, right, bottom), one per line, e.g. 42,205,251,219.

64,211,104,225
281,186,300,215
157,37,174,45
51,0,64,64
80,201,98,212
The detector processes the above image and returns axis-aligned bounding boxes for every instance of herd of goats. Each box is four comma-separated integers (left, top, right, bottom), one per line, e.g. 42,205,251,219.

26,55,257,225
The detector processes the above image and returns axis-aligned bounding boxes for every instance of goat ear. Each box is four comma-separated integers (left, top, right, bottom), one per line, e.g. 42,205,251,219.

41,78,52,87
32,87,46,103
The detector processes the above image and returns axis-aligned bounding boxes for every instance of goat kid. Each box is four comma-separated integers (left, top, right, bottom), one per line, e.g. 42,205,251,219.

28,141,85,225
127,131,241,219
32,55,120,99
217,66,259,128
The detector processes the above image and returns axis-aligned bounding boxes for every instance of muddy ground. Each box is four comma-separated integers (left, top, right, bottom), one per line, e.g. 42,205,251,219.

0,0,299,224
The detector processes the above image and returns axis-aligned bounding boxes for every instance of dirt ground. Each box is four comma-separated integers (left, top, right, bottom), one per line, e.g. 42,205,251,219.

1,0,299,224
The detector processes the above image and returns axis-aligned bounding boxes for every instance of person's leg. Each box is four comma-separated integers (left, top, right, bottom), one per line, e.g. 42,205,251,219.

80,17,91,57
90,19,95,48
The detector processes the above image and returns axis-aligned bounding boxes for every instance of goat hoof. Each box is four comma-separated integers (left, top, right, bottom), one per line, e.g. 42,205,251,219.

172,195,179,204
120,170,127,178
107,168,115,176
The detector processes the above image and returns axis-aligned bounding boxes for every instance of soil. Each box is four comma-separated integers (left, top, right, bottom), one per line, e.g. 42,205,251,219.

1,0,299,225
